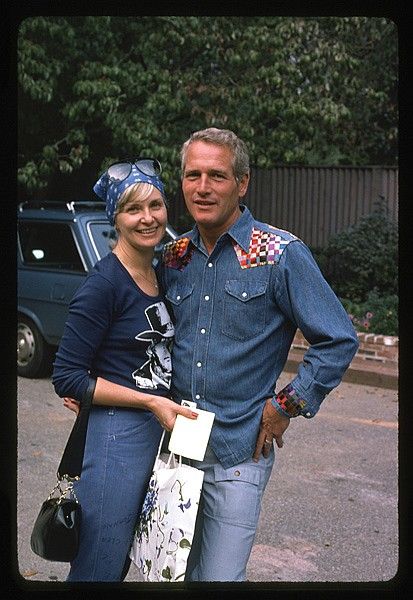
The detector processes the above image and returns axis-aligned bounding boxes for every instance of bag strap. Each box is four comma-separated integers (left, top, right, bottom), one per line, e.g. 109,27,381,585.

156,430,183,467
156,429,166,459
57,377,96,481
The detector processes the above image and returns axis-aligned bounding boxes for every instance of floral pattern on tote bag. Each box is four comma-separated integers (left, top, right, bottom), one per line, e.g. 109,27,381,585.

130,448,204,582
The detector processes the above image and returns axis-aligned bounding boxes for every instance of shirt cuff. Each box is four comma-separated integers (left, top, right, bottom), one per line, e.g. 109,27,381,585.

272,383,314,419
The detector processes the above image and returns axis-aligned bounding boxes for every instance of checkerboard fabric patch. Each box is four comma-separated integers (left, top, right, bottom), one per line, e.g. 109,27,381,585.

234,227,293,269
163,237,193,270
275,383,308,417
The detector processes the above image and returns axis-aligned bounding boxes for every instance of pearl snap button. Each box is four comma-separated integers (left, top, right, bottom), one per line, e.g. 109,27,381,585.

200,328,206,334
234,470,241,476
242,292,247,298
306,412,311,417
196,362,202,367
208,262,213,267
195,394,200,400
204,295,210,301
176,295,181,300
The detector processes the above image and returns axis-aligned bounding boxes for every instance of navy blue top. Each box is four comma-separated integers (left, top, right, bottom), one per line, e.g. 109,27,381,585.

53,252,175,404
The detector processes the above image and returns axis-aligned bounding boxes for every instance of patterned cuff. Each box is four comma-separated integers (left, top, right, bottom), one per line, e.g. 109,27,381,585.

273,383,310,418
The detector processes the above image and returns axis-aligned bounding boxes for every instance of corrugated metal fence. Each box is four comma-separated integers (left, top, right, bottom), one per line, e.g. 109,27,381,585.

169,166,398,248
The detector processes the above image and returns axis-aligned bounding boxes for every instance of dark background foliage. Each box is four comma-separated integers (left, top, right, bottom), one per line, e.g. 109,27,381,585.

18,16,398,202
312,198,398,335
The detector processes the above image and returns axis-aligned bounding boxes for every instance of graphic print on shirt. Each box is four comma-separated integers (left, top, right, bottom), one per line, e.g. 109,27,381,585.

132,302,175,390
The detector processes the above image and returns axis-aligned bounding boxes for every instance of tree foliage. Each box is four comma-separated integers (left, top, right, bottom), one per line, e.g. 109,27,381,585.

18,16,398,200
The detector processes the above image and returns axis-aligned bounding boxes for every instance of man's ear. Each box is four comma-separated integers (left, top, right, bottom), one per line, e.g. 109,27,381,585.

238,172,250,198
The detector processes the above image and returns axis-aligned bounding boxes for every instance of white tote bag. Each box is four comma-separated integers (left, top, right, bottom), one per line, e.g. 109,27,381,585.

130,433,204,582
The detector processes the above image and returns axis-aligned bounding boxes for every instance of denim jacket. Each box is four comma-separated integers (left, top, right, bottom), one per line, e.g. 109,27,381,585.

160,205,358,468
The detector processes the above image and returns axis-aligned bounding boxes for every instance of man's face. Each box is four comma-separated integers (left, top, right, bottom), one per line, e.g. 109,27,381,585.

182,141,249,235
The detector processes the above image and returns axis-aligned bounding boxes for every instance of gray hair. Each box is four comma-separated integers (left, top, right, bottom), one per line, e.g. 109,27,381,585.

180,128,250,182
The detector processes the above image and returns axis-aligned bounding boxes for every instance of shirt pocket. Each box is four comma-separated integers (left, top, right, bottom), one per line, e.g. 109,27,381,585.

222,279,267,341
165,283,194,341
213,463,261,527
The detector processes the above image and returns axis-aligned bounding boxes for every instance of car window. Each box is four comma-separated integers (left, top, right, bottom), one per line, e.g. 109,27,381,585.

18,222,85,272
87,222,118,260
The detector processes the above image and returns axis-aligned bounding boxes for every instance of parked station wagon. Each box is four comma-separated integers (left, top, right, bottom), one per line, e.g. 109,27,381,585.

17,201,177,378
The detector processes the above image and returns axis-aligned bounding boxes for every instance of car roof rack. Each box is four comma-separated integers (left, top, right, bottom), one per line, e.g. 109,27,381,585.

66,201,106,213
18,200,106,213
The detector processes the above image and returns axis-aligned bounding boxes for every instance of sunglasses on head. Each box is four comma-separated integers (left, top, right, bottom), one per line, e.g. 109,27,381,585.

107,158,162,184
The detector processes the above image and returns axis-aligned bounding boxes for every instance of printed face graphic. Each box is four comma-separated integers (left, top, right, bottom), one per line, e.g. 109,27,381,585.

132,302,174,390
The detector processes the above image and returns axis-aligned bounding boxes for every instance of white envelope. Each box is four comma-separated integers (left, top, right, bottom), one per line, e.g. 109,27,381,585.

168,408,215,461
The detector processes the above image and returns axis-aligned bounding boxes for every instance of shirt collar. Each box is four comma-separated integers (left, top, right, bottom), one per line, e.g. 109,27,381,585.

227,204,254,251
187,204,254,254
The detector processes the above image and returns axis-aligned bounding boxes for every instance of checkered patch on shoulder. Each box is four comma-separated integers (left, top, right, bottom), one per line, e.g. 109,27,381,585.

234,227,293,269
163,237,193,270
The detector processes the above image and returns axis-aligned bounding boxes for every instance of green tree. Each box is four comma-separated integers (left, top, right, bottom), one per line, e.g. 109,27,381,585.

18,16,398,200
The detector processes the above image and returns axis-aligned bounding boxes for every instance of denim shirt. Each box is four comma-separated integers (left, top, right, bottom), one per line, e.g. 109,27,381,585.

160,205,358,468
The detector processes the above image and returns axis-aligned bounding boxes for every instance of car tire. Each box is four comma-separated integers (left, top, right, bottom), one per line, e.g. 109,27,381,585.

17,315,54,378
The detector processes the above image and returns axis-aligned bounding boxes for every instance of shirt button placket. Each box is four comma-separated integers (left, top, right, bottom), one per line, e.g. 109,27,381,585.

193,259,215,403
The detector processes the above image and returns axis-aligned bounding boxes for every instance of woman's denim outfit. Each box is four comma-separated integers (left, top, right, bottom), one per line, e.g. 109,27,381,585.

160,205,359,581
67,406,162,581
52,252,174,581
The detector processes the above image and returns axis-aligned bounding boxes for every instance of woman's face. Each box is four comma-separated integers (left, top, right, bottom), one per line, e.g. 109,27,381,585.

115,187,167,251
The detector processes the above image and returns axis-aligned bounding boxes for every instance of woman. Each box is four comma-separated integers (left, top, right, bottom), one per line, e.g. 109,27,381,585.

52,158,197,581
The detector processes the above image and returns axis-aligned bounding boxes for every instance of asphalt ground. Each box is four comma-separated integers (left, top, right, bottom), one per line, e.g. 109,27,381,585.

12,371,401,593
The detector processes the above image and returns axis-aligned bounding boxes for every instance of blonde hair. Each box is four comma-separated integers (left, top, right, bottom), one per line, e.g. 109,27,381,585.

114,182,155,225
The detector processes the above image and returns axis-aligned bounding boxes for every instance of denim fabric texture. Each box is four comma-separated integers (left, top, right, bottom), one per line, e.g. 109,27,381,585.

161,205,358,469
184,444,275,581
66,406,162,581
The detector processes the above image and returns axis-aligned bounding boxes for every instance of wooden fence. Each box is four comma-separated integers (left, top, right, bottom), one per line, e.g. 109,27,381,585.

168,165,398,248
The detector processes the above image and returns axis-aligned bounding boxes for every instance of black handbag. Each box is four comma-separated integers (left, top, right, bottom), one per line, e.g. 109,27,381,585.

30,378,95,562
30,480,81,562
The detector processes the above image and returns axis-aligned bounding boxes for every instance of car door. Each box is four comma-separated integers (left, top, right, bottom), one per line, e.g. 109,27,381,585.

18,220,88,346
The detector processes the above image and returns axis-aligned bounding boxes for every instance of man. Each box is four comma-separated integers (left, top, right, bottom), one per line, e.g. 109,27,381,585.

161,127,359,582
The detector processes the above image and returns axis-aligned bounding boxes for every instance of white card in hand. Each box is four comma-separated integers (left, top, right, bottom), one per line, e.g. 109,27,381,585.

168,409,215,461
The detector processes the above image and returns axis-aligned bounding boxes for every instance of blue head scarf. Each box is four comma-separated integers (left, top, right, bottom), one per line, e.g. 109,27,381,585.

93,163,166,225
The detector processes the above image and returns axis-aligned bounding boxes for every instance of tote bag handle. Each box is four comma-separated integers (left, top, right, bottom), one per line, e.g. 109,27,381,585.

156,429,182,468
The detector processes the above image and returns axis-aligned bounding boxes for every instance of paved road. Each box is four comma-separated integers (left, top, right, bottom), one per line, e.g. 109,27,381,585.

15,373,398,585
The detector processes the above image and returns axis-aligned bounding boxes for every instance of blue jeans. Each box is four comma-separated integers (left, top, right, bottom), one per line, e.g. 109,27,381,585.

184,444,275,581
67,405,162,581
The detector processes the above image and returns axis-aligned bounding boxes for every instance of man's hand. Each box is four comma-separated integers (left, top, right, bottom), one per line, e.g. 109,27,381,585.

253,397,290,462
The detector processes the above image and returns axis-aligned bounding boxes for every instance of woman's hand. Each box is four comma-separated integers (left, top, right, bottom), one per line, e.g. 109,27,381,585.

63,397,80,416
148,396,198,431
62,384,198,432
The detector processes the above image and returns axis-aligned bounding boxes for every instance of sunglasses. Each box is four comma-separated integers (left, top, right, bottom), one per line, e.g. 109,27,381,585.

107,158,162,184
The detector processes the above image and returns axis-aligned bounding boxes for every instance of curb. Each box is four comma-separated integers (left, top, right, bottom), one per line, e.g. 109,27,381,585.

284,351,398,391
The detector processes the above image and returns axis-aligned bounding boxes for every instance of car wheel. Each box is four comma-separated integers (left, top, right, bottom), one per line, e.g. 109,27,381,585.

17,316,53,378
